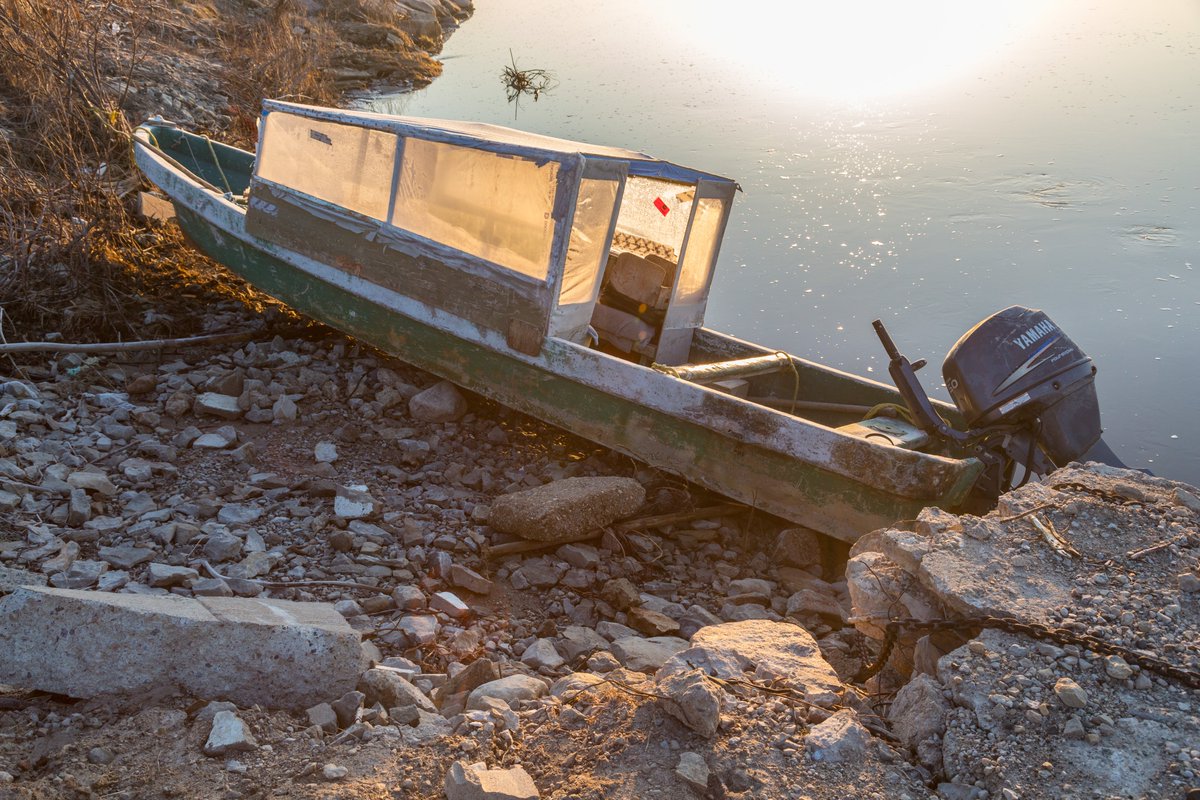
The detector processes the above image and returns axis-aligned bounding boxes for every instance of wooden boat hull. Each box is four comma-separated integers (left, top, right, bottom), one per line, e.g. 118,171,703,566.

137,126,983,542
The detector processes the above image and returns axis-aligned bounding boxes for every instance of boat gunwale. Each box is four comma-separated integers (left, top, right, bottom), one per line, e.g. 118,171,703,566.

133,129,983,505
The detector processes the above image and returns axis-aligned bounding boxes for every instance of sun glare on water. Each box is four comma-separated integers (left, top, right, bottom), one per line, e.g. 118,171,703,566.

677,1,1055,102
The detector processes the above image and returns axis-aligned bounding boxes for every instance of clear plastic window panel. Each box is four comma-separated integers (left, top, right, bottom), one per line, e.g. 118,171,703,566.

672,196,727,325
559,178,620,308
256,114,397,221
391,138,559,280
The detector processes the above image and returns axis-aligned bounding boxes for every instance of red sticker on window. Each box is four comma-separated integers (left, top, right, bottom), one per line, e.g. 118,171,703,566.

653,197,670,216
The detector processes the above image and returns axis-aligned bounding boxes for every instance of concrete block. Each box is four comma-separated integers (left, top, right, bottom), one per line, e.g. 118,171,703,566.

0,586,365,709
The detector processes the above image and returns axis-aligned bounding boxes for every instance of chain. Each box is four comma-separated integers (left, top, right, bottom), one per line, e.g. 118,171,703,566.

1051,481,1144,507
853,614,1200,688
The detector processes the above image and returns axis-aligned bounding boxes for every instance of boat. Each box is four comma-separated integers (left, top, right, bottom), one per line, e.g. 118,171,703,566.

134,101,1123,542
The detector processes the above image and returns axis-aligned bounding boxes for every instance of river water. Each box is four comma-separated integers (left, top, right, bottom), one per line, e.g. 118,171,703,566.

365,0,1200,483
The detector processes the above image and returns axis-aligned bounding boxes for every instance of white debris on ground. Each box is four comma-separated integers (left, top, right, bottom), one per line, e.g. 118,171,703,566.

0,315,1195,799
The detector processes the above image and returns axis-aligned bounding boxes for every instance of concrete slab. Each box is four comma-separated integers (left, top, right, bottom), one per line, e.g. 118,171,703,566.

0,586,365,709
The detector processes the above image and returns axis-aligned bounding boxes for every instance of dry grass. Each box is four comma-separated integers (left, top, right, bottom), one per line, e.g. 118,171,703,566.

0,0,439,344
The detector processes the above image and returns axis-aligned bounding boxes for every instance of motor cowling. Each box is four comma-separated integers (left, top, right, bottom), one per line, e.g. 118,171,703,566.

942,306,1101,467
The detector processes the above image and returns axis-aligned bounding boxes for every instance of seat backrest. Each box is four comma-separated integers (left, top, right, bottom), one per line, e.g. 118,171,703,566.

607,252,667,309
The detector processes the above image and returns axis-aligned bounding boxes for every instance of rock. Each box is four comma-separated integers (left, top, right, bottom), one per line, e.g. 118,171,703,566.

204,532,243,563
306,702,338,733
628,606,681,637
441,658,500,701
97,545,155,570
334,486,375,519
488,477,645,543
217,504,262,526
331,690,365,729
195,392,243,420
1053,677,1088,708
1179,572,1200,593
610,636,690,673
1104,654,1133,680
558,543,601,569
549,672,606,700
392,585,426,610
658,620,842,707
888,673,948,751
600,577,641,611
396,614,439,645
727,578,774,597
514,560,565,588
272,394,298,422
657,668,722,738
67,489,91,526
805,708,871,763
146,563,199,588
67,471,118,496
773,527,823,568
1063,716,1086,739
0,587,365,709
521,638,565,671
1172,487,1200,513
675,752,710,793
314,441,338,464
678,605,723,639
449,564,493,595
785,588,849,624
203,710,258,756
444,761,539,800
357,667,437,712
322,763,348,781
87,746,115,765
430,590,471,620
466,674,547,710
49,560,107,590
409,380,467,423
557,625,609,662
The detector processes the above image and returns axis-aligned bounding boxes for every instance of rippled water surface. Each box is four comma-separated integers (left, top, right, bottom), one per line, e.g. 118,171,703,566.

367,0,1200,482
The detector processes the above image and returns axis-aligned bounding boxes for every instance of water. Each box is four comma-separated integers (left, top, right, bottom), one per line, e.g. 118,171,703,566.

365,0,1200,484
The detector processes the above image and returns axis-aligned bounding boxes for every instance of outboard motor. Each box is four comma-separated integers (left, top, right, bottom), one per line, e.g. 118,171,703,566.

944,306,1102,467
874,306,1125,499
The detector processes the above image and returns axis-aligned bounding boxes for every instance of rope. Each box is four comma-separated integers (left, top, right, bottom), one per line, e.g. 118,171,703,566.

203,134,234,198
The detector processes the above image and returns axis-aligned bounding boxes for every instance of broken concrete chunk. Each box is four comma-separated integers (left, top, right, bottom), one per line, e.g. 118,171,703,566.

331,690,365,729
0,587,365,709
1053,677,1088,708
773,527,823,568
658,620,841,707
444,761,539,800
488,477,645,543
520,638,565,671
448,564,494,595
306,702,338,734
888,673,948,752
203,710,258,756
408,380,467,423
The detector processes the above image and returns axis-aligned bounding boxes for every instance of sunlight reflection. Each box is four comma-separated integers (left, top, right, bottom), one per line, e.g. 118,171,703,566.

678,1,1055,101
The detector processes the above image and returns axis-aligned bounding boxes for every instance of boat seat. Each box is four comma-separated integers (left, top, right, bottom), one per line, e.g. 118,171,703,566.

591,303,656,354
605,252,670,311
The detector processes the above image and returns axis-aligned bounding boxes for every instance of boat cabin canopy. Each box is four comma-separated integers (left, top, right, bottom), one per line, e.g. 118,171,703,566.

243,101,737,363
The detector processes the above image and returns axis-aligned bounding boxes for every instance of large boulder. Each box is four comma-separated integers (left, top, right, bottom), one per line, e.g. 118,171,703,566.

488,477,645,543
0,586,365,709
657,620,842,707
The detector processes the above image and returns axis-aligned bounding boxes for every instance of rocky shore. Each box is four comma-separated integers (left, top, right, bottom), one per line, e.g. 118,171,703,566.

0,295,1195,800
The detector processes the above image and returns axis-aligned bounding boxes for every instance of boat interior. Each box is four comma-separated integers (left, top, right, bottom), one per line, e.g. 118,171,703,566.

138,112,963,457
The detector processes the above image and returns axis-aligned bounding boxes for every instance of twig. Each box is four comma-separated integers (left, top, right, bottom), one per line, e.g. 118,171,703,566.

995,502,1058,524
1127,535,1185,560
0,329,264,355
1030,514,1080,558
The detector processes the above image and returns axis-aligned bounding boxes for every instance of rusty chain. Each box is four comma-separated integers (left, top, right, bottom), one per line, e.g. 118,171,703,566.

1050,481,1144,507
852,614,1200,688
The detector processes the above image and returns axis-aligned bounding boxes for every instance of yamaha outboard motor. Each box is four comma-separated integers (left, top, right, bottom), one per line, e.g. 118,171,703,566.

873,306,1126,499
